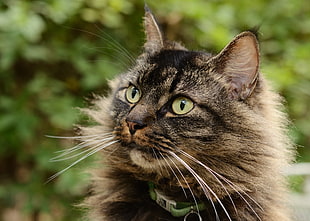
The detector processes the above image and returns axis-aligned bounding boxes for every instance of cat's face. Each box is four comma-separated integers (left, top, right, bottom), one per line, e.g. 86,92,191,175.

109,10,262,178
113,50,221,169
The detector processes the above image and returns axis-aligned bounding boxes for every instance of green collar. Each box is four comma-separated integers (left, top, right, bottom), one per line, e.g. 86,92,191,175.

148,182,206,218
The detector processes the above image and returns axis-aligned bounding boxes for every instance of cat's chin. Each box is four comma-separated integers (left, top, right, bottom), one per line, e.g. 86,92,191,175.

129,148,164,170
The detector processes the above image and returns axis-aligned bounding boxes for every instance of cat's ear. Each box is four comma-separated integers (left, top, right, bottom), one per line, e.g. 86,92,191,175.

143,5,164,54
214,31,259,100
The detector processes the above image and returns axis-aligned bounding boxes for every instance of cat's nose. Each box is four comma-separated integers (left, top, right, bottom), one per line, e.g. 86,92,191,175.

126,120,146,135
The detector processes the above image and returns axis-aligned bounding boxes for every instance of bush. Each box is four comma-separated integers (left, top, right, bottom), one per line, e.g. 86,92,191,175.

1,0,309,220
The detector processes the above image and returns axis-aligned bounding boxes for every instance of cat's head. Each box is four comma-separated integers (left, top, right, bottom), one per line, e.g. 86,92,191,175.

85,7,283,199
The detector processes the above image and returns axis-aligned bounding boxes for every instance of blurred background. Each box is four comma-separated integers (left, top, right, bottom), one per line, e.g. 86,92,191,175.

0,0,309,220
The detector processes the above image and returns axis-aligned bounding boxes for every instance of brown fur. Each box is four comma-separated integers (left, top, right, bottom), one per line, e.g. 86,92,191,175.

78,7,293,221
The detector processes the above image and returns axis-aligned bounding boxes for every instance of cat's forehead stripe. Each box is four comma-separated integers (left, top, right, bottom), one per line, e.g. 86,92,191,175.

140,50,204,90
168,69,184,93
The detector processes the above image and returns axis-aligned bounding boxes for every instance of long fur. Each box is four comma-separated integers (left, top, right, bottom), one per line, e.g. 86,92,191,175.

67,9,294,221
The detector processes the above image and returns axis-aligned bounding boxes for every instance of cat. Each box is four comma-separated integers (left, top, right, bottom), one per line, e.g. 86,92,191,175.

65,6,293,221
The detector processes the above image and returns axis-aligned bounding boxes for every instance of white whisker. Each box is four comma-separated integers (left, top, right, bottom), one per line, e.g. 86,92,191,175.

94,24,136,64
209,168,263,221
177,150,238,216
84,48,133,68
178,149,262,221
151,149,165,176
45,132,112,140
65,26,136,66
169,151,233,221
54,139,95,154
159,152,188,198
165,154,202,214
46,140,118,184
50,137,115,162
51,136,114,159
85,45,134,64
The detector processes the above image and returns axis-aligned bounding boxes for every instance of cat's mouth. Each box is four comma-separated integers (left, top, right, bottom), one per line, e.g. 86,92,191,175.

130,143,164,157
116,122,171,169
126,143,167,169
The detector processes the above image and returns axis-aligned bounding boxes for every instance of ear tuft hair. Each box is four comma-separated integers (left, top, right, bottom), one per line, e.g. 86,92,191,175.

214,31,260,100
143,5,164,54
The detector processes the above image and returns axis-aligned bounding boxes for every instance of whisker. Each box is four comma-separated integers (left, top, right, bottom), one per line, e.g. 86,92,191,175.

46,134,96,139
86,58,123,67
209,168,263,221
86,45,134,61
84,48,133,68
52,134,114,154
50,137,115,162
169,151,225,221
178,149,262,221
177,150,238,216
180,150,263,211
94,24,136,64
46,140,118,184
159,152,188,198
54,139,94,154
104,144,120,158
63,26,135,66
165,154,203,214
52,136,114,157
45,132,113,140
151,149,165,176
170,151,236,221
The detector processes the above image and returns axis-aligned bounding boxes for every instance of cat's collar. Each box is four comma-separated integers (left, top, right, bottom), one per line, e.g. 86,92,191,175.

148,182,205,220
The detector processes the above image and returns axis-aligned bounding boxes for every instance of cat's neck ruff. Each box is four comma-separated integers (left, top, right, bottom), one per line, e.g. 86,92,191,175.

148,182,205,220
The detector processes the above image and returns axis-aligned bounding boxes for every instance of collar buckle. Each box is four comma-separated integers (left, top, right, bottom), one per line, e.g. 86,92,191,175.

154,188,177,212
148,182,206,218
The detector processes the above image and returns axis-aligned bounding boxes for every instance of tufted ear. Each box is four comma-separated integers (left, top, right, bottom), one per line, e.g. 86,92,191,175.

213,31,260,100
143,5,164,54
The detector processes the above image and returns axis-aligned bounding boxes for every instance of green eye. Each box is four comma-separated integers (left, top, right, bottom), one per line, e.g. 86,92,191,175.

126,85,141,103
172,97,194,115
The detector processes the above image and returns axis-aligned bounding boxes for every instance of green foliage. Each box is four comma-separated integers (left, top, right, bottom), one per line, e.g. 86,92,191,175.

0,0,309,220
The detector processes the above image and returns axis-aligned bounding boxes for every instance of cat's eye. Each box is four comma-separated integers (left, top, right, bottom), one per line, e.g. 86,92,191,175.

172,97,194,115
125,85,141,103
